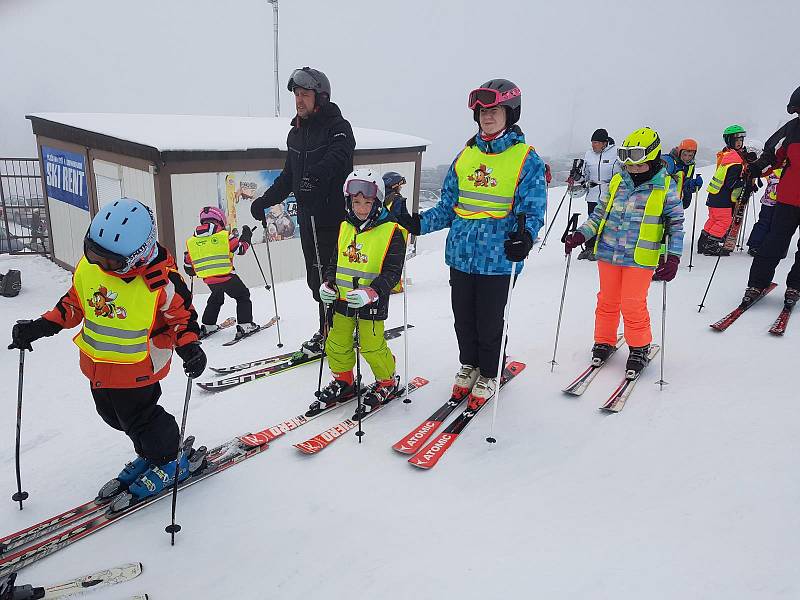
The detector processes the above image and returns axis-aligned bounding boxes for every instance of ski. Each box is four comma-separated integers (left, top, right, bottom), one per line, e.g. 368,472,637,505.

0,433,269,576
1,562,143,600
562,334,626,396
197,352,321,391
407,361,526,470
769,304,794,336
221,316,279,347
598,345,661,413
209,324,414,374
198,316,236,340
294,377,430,455
709,282,777,332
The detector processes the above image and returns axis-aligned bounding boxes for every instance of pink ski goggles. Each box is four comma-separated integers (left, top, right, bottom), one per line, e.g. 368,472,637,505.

345,179,379,199
468,86,521,110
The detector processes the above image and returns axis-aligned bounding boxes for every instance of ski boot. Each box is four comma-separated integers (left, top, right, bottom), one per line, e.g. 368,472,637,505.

704,235,730,256
97,455,151,500
233,322,260,341
741,286,765,307
785,287,799,309
625,345,651,378
466,376,496,411
591,342,615,365
299,331,324,358
352,376,400,420
452,364,479,400
307,373,357,416
696,230,711,255
199,323,219,339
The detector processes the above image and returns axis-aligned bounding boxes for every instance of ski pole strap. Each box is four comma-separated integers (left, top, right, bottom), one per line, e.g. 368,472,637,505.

560,213,580,243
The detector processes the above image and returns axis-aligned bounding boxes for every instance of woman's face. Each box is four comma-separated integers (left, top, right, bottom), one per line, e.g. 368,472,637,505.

479,106,506,136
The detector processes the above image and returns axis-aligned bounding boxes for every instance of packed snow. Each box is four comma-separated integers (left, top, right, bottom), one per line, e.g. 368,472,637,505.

1,171,799,599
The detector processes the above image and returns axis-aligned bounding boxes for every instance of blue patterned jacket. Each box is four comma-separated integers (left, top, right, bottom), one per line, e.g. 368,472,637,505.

419,128,547,275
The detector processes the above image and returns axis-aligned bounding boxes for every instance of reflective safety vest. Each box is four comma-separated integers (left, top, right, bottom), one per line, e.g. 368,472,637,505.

672,163,695,200
185,231,233,279
594,173,667,267
453,143,531,219
73,257,159,364
707,149,744,197
335,220,398,300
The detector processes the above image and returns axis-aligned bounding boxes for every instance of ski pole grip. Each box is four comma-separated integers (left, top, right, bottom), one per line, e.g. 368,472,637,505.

560,213,580,243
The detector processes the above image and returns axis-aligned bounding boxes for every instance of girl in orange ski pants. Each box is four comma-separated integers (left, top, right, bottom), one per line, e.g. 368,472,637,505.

594,261,655,348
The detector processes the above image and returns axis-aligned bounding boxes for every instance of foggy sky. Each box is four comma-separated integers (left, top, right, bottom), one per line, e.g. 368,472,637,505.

1,0,798,166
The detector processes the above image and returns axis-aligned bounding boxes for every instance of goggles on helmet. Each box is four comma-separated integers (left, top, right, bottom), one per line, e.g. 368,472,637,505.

289,68,319,92
84,236,127,273
345,179,379,199
617,137,661,165
468,86,521,110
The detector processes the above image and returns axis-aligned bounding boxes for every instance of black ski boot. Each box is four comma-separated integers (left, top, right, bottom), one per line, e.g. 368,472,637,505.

300,331,324,357
742,286,765,307
591,343,615,365
307,376,356,416
352,376,400,420
785,287,799,309
625,345,651,378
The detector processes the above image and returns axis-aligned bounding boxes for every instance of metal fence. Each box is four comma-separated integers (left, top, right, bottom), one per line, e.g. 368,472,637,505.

0,158,50,255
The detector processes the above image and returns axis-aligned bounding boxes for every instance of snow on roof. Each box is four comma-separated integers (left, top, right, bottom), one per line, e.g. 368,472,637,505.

26,113,430,153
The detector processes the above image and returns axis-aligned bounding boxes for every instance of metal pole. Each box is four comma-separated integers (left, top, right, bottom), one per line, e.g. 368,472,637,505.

352,276,364,441
12,349,29,510
656,227,671,389
311,216,328,396
165,376,193,544
261,223,283,347
402,250,411,405
549,213,580,371
268,0,280,117
538,188,570,252
688,190,699,271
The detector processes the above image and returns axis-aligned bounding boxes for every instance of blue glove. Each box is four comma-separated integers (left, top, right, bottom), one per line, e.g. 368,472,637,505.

345,287,379,309
319,281,338,305
692,174,703,189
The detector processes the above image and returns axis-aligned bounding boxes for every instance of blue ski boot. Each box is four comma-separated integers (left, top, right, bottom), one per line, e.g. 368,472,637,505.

97,456,152,501
127,453,190,501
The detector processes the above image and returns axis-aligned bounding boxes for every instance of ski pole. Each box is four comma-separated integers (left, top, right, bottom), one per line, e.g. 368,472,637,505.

697,220,732,312
12,343,29,510
549,213,580,371
352,276,364,442
189,275,194,295
248,226,271,291
401,250,411,405
688,189,699,271
538,188,570,252
486,213,526,445
311,216,329,397
259,220,283,347
165,375,193,545
656,220,672,390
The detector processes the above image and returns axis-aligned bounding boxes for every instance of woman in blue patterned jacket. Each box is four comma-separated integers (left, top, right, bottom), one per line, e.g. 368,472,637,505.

393,78,546,410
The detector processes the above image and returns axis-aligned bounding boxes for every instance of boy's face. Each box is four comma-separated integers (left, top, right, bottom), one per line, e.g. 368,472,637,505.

351,193,375,220
679,150,696,164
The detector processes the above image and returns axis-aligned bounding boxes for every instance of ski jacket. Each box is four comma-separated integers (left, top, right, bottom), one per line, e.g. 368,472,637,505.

705,148,745,208
419,126,546,276
578,168,684,268
582,144,621,204
183,222,248,285
662,149,697,204
324,209,406,322
754,117,800,207
42,244,200,389
760,170,782,206
250,101,356,232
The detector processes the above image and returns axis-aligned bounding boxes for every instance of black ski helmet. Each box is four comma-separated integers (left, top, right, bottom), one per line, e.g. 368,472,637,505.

471,78,521,127
788,85,800,114
382,171,406,192
288,67,331,105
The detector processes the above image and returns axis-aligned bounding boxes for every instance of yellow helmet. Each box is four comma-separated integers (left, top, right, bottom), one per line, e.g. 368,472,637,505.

618,127,662,164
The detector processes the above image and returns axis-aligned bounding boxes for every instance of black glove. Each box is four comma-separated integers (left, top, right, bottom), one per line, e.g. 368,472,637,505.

390,197,421,236
239,225,253,245
8,318,61,352
299,175,320,193
504,228,534,262
175,342,207,379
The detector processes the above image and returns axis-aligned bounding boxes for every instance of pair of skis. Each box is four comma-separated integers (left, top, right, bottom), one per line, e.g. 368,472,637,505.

392,361,526,469
710,283,794,335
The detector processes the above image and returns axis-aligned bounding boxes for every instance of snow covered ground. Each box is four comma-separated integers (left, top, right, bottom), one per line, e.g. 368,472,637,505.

1,172,799,599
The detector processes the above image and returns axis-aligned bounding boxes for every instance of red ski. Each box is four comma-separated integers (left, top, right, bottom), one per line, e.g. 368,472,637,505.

768,306,793,336
710,283,777,332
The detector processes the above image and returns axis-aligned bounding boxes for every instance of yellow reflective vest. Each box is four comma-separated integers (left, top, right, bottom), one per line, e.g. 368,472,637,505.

593,173,667,267
453,143,531,219
186,231,233,279
73,257,158,364
335,220,398,300
672,163,695,200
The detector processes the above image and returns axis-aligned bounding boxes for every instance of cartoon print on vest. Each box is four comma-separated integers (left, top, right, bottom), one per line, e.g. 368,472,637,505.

88,286,128,319
344,240,369,263
467,164,498,188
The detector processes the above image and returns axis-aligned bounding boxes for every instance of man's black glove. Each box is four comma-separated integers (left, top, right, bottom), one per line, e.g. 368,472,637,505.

239,225,253,245
175,342,207,379
504,228,534,262
8,318,61,351
389,197,421,236
299,174,320,193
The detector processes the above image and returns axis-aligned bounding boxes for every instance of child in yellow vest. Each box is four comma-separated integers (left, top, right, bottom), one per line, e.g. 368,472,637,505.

309,170,407,420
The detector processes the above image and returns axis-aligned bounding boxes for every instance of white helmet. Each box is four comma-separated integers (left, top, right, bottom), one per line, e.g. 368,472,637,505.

343,169,386,229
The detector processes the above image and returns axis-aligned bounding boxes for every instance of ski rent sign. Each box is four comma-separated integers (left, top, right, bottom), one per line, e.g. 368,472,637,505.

42,146,88,210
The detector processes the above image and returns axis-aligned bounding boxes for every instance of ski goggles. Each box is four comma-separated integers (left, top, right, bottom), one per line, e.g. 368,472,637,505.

345,179,380,199
83,236,128,272
288,68,319,92
467,86,521,110
617,137,661,164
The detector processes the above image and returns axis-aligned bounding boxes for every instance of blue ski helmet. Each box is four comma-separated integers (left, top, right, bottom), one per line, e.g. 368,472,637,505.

382,171,406,192
86,198,157,273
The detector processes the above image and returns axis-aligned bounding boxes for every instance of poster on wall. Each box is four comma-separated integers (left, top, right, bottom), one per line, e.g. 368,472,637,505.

217,170,298,243
42,146,88,210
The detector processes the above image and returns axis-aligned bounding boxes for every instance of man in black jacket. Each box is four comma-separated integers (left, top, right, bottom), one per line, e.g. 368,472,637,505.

250,67,356,353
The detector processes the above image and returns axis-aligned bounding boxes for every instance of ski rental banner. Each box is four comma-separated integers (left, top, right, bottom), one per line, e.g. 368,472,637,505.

42,146,89,211
216,170,298,244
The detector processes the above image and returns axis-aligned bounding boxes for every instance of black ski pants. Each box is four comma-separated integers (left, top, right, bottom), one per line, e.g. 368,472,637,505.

748,203,800,290
300,220,338,333
586,201,598,247
450,267,515,379
203,274,252,325
92,383,179,465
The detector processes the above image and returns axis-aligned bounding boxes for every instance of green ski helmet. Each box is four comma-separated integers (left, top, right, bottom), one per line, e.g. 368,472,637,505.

723,124,746,148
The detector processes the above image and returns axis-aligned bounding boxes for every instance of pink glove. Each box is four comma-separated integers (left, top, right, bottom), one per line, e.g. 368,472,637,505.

563,231,586,254
345,287,379,309
653,254,680,282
